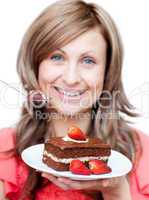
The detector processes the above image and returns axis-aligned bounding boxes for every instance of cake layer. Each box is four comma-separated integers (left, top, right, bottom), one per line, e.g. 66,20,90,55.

44,137,111,159
42,155,108,171
45,137,110,149
43,151,108,163
42,156,69,171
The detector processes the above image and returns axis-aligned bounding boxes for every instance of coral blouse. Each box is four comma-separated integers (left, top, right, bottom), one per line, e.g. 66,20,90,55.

0,127,149,200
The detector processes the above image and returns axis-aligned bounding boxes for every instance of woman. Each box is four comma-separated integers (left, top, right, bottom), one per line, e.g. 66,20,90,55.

0,0,149,199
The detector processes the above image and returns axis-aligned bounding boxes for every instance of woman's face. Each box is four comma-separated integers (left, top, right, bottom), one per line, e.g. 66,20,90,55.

38,27,107,116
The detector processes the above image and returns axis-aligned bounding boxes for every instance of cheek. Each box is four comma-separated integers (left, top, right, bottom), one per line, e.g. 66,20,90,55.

84,68,105,92
38,61,61,87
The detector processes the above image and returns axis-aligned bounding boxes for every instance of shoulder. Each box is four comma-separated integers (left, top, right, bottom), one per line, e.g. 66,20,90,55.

0,127,29,199
130,128,149,197
0,127,16,152
133,126,149,139
133,128,149,167
136,128,149,145
0,127,16,135
134,128,149,164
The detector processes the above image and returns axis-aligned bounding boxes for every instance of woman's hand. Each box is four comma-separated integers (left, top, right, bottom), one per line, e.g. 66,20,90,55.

41,173,70,190
41,173,131,200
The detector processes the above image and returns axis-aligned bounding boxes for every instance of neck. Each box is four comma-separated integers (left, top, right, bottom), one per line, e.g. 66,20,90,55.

49,111,92,137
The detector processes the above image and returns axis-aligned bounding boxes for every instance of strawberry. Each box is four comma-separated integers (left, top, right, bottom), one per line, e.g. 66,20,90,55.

69,160,91,175
89,159,112,175
67,126,86,140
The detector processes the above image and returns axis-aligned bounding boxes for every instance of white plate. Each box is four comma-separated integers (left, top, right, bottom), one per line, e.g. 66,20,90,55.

21,144,132,181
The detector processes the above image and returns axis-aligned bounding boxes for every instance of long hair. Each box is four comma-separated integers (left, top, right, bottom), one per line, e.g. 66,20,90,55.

10,0,141,199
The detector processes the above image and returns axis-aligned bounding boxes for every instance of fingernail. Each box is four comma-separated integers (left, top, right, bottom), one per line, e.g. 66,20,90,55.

62,186,70,190
36,169,41,173
41,173,46,177
102,180,109,187
58,178,64,182
59,183,70,190
58,178,70,183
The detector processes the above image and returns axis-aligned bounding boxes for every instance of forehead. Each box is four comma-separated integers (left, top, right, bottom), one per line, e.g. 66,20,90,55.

60,27,107,54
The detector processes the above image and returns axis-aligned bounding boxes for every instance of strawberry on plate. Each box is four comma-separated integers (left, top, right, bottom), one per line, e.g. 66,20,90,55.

69,160,91,175
89,159,112,175
67,126,86,141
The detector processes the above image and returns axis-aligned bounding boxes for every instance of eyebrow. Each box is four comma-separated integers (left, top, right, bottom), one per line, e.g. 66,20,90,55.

56,48,96,57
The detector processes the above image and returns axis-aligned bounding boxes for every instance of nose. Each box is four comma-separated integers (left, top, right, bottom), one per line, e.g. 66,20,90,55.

62,63,81,86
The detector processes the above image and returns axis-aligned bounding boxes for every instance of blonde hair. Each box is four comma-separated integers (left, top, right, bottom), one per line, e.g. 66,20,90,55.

15,0,141,199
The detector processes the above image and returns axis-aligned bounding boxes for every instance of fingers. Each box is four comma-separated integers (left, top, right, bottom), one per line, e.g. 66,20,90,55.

101,176,125,188
41,173,70,190
57,177,101,190
56,176,125,191
41,172,126,192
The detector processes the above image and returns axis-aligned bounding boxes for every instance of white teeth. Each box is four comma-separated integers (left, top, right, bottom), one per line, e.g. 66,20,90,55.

55,87,83,97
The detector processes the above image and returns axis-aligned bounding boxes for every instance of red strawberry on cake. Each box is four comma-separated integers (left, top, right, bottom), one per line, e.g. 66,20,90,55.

42,126,112,174
67,126,86,140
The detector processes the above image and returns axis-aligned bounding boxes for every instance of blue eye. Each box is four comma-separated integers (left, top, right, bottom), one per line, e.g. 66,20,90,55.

50,54,64,61
83,57,95,64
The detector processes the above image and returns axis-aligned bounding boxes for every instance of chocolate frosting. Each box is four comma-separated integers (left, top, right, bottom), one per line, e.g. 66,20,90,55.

45,137,111,150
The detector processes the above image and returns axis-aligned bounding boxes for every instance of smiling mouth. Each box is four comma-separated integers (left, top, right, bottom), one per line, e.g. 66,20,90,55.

54,86,85,97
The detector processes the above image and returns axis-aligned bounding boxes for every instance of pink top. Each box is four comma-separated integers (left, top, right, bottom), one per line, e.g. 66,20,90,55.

0,127,149,200
129,129,149,200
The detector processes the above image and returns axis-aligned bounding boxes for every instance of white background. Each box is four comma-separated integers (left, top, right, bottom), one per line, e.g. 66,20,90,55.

0,0,149,134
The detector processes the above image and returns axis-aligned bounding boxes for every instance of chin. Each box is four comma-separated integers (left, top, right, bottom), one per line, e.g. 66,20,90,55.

55,104,92,118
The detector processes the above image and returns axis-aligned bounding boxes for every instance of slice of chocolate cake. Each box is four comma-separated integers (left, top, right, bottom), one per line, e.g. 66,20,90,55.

42,126,111,173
